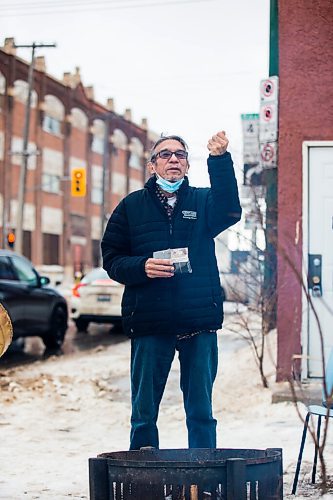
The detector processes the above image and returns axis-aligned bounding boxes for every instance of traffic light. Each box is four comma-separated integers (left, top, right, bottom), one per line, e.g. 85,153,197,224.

7,232,15,249
71,168,86,197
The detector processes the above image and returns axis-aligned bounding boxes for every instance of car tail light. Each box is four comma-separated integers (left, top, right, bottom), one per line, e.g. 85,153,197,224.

72,282,86,297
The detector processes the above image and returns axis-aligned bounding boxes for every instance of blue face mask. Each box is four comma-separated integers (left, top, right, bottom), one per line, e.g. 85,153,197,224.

156,174,184,193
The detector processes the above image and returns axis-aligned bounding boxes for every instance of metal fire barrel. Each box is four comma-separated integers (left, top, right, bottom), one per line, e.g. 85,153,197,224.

89,447,283,500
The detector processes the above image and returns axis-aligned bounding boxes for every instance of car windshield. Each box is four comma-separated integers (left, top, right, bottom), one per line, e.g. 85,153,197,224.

81,268,111,284
10,255,38,286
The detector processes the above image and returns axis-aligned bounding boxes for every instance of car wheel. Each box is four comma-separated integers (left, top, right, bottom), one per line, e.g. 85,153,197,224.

42,306,67,349
7,337,26,353
110,319,123,333
74,318,89,332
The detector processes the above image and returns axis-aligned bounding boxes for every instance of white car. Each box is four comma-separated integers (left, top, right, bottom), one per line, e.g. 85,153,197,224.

70,268,124,331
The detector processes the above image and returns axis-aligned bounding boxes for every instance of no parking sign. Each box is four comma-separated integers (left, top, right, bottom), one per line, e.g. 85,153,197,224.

259,76,279,168
260,142,277,167
260,78,278,102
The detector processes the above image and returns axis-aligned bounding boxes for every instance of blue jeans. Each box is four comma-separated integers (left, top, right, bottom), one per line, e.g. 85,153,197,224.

130,332,218,450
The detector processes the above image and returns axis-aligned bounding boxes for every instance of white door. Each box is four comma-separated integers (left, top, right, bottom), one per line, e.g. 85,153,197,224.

308,146,333,377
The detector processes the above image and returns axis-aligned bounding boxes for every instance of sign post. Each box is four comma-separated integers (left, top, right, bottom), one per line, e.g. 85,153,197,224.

241,113,261,186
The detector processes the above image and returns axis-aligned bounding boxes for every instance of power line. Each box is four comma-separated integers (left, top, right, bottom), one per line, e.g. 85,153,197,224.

1,0,210,11
0,0,161,8
95,70,259,87
0,0,214,16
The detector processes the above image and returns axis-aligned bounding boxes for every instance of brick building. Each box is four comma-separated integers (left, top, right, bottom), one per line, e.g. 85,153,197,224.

0,38,154,280
276,1,333,380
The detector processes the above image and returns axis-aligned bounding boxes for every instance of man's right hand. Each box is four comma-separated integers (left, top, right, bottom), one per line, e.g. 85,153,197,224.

207,130,229,156
145,258,175,278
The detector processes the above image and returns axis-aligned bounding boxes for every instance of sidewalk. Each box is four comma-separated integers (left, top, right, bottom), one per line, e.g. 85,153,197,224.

271,380,323,405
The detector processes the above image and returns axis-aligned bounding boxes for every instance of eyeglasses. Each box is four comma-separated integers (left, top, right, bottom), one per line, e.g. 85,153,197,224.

152,149,188,161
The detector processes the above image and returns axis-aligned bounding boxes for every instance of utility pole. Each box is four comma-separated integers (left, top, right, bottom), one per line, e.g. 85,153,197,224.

101,115,110,241
14,41,56,255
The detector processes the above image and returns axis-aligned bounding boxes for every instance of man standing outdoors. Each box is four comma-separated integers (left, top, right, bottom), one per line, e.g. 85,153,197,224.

101,131,241,450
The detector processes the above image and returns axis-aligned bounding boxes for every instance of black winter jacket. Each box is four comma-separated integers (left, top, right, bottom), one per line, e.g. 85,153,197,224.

101,152,241,338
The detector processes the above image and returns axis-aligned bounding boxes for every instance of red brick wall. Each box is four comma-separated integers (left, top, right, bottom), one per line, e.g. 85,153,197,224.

277,0,333,380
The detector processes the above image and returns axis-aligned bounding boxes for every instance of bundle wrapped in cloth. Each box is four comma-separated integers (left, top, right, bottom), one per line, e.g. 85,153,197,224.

0,302,13,357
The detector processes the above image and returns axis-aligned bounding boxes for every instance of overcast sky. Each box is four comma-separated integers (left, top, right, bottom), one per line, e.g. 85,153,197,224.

1,0,270,185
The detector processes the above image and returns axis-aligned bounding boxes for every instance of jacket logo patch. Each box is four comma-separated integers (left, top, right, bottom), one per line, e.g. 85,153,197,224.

182,210,197,220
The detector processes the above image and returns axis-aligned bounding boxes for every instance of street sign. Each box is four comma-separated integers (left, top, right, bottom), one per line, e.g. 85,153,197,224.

243,137,260,153
260,102,278,142
241,113,260,138
241,113,260,164
260,77,279,102
260,142,277,168
261,104,274,122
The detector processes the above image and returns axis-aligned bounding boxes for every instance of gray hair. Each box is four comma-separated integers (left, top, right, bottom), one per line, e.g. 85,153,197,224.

149,134,188,162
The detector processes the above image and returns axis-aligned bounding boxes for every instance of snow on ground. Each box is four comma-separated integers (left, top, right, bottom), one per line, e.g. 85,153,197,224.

1,307,333,499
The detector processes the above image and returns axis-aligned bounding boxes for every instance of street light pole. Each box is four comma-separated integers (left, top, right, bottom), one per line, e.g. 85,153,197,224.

14,42,56,255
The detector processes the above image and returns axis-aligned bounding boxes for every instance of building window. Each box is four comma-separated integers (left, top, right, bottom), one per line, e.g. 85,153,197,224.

71,107,88,131
92,239,101,267
11,136,37,170
42,173,61,193
70,214,86,237
112,172,127,196
91,187,103,205
43,115,61,135
91,165,103,205
91,136,104,155
23,231,31,261
129,137,144,170
91,118,105,154
43,233,59,264
13,79,37,107
129,152,142,170
11,254,38,286
112,129,127,149
42,147,63,179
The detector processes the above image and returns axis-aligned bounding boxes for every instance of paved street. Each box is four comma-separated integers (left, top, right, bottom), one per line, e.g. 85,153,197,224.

0,321,127,369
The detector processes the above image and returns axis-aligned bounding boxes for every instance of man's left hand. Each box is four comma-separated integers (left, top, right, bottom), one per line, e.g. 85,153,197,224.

207,131,229,156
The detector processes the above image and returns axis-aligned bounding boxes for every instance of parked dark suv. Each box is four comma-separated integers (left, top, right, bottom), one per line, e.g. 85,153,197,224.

0,250,68,350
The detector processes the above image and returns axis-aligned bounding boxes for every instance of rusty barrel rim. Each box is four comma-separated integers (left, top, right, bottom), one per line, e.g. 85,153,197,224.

97,448,282,468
